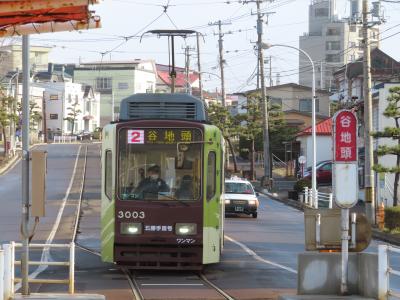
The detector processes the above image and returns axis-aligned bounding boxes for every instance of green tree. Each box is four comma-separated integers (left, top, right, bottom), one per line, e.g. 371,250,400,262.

64,101,81,135
372,86,400,206
207,102,240,172
0,88,17,157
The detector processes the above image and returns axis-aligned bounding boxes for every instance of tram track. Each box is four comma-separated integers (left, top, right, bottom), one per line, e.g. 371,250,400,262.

123,269,236,300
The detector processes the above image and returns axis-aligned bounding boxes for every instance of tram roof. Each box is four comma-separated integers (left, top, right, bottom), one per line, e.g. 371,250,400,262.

119,93,207,122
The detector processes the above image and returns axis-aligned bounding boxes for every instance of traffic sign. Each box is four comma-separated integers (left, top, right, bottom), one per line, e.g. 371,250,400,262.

333,110,358,208
298,156,306,164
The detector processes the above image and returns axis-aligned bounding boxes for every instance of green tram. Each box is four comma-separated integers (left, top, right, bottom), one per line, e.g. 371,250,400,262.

101,93,224,269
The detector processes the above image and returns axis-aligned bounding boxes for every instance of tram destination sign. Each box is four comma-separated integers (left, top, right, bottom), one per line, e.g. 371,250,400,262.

127,128,201,145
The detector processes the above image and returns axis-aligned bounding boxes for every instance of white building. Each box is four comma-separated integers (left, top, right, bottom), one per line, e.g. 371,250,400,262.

299,0,379,91
35,82,100,135
296,118,333,168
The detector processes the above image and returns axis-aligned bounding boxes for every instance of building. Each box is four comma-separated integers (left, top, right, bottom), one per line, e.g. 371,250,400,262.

0,44,52,79
35,82,100,136
156,64,199,94
74,60,157,126
299,0,379,91
296,118,333,168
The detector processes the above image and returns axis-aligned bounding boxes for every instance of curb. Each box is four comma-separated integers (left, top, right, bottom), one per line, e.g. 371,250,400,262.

258,188,400,247
0,154,20,175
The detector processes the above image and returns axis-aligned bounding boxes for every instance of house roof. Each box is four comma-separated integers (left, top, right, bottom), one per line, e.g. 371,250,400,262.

296,118,332,137
157,70,199,87
243,83,331,95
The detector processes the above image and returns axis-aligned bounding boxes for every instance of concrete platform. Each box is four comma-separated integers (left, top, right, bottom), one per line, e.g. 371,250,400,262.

12,293,105,300
278,295,375,300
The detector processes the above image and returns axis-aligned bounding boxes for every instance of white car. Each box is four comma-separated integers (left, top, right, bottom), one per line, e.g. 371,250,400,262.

224,178,259,218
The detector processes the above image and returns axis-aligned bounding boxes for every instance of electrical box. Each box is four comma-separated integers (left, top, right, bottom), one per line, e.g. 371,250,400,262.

31,150,47,217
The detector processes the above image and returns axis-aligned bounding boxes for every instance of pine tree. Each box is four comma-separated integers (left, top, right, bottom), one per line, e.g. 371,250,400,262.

64,101,81,135
0,88,17,157
372,86,400,206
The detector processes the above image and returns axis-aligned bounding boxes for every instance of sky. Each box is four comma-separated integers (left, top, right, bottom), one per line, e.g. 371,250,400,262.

7,0,400,93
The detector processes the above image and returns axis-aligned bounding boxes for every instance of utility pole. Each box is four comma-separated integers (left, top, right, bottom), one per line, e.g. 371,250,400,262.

196,32,203,100
257,0,271,185
362,0,375,224
183,45,195,95
269,56,273,87
209,20,231,106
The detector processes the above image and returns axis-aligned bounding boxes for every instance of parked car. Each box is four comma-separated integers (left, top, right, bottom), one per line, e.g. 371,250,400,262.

302,160,332,185
224,177,259,218
76,130,93,141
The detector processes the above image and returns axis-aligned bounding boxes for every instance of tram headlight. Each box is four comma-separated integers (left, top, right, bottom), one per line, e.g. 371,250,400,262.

175,223,197,236
225,199,230,204
121,223,142,235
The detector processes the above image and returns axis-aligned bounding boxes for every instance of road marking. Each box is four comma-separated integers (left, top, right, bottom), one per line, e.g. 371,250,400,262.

141,283,204,286
15,145,82,291
225,235,297,274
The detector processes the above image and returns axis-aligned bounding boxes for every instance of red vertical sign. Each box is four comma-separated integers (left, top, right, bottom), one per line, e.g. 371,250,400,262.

333,110,357,162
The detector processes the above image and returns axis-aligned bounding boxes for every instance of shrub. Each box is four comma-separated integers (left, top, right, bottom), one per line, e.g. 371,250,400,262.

293,178,311,194
385,206,400,231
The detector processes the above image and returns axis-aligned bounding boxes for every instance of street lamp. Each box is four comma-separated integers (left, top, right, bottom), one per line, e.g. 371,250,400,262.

262,42,317,207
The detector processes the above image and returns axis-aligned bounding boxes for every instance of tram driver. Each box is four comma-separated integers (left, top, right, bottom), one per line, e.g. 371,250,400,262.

134,165,170,198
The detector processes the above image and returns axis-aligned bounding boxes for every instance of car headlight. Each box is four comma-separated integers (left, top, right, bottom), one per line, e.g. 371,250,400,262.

248,200,257,205
121,223,142,235
175,223,197,235
225,199,231,204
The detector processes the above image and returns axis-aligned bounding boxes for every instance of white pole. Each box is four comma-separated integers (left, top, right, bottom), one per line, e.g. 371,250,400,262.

378,245,389,300
111,91,115,122
0,249,4,300
69,242,75,294
341,208,350,294
3,244,11,300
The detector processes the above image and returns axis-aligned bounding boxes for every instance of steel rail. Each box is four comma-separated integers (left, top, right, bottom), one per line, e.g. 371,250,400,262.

72,145,89,242
199,273,236,300
122,268,144,300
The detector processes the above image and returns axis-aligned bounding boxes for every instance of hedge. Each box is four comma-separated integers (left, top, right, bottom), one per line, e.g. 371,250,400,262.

385,206,400,231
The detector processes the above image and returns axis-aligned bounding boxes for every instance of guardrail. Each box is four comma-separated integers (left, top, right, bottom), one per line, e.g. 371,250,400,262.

1,242,75,299
303,187,333,209
53,135,78,143
379,244,400,299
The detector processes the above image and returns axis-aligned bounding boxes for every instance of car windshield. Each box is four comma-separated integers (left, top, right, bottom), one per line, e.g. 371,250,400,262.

118,128,202,201
225,182,254,194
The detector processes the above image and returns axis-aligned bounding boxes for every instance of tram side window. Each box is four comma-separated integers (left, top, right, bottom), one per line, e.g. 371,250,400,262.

105,150,112,200
207,152,216,200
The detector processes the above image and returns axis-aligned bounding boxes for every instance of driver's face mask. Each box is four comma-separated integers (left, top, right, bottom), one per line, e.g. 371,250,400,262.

150,174,159,180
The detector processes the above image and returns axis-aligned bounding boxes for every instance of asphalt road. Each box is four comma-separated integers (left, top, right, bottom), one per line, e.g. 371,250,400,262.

0,143,399,299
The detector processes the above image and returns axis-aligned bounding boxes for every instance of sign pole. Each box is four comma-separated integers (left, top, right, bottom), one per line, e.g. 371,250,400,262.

333,110,359,296
341,208,350,294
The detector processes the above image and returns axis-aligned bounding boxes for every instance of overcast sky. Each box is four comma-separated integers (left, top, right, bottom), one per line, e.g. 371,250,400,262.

13,0,400,93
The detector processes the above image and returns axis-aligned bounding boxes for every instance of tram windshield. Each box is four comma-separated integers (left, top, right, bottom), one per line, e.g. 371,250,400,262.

118,128,202,201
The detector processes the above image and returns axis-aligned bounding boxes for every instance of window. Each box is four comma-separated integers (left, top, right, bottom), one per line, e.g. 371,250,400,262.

326,41,340,51
320,163,332,171
326,54,341,63
299,98,319,112
105,150,112,200
207,152,216,200
118,82,129,90
270,97,282,109
49,114,58,120
225,182,254,194
118,128,202,201
96,77,112,91
326,28,340,36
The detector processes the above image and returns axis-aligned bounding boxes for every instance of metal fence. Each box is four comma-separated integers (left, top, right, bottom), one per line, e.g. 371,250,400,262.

53,135,78,143
1,242,75,300
379,244,400,299
303,187,333,209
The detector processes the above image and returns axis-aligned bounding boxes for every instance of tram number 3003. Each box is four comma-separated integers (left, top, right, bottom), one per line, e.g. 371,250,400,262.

117,210,145,219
